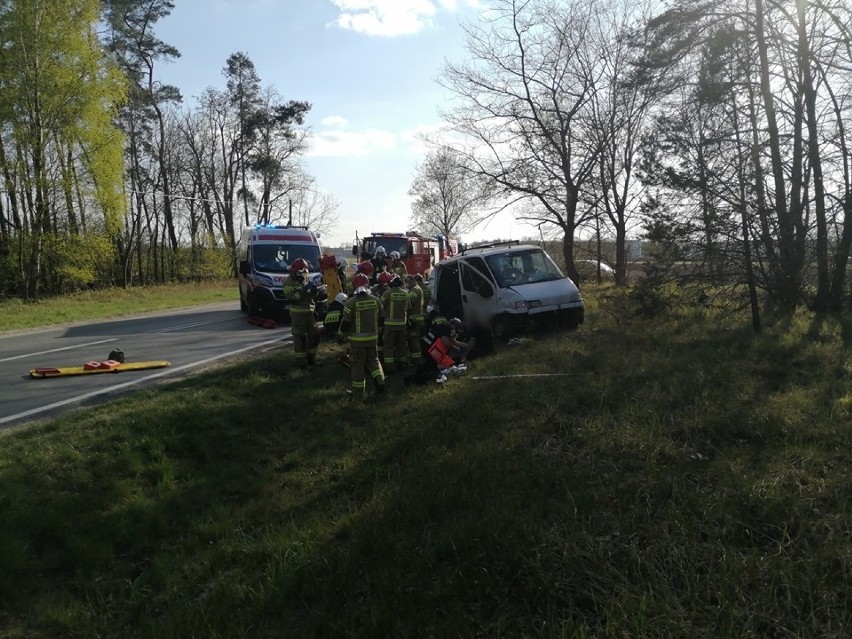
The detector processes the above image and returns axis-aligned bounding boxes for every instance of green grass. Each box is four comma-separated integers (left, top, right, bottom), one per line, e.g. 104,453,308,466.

2,289,852,637
0,280,237,332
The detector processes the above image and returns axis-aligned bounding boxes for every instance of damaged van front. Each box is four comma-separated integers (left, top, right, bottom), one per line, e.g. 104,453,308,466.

430,242,584,340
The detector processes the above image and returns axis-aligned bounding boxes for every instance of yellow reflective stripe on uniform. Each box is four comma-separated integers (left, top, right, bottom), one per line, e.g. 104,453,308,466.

289,307,314,314
348,334,378,342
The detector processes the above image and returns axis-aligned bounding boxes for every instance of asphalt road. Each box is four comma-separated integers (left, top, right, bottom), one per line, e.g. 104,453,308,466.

0,302,292,430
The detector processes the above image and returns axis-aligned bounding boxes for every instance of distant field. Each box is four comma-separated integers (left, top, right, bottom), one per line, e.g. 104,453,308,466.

0,280,236,332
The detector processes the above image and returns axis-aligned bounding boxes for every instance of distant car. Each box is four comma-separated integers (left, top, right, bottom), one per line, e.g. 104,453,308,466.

575,260,615,281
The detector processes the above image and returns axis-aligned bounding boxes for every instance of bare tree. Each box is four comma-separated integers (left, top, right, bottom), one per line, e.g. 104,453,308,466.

274,170,340,238
409,146,492,238
440,0,607,282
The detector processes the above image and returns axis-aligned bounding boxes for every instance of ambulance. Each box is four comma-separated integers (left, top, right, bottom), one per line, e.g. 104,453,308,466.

237,224,325,317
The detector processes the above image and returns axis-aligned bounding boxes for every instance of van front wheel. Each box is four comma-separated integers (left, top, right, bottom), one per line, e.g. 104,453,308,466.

492,315,516,342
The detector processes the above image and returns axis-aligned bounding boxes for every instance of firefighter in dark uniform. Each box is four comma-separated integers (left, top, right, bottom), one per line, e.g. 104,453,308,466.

370,246,389,284
338,273,386,398
352,260,374,293
282,258,321,367
381,274,411,370
405,274,425,359
322,292,347,335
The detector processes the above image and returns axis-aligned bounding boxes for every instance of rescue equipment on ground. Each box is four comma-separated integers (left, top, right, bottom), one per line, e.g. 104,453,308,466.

31,360,171,378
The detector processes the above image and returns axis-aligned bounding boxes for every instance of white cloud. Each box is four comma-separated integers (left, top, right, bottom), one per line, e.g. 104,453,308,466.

400,123,469,155
321,115,349,127
328,0,437,36
307,127,397,157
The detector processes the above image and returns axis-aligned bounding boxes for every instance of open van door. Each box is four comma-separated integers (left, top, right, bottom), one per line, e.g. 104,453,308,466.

459,258,496,329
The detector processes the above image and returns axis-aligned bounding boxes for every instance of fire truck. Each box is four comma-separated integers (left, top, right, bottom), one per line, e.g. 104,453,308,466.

353,231,461,276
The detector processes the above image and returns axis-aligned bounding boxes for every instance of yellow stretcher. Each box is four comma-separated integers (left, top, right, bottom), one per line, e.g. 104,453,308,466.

31,360,171,378
320,253,344,300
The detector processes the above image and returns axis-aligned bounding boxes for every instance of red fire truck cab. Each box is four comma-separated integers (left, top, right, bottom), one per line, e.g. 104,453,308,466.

354,231,461,276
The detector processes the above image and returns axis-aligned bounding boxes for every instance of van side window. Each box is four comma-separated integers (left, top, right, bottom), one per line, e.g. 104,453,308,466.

466,257,493,282
461,259,494,297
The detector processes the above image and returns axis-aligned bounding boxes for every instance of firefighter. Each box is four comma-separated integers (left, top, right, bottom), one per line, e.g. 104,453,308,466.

355,260,375,290
373,270,393,297
417,273,430,310
322,292,347,335
381,274,411,370
338,273,385,398
372,270,393,364
389,251,407,278
336,257,349,294
323,292,351,368
282,258,321,368
370,246,389,283
405,274,425,357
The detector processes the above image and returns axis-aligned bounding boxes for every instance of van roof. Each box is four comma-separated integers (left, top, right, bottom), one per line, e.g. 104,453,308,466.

440,241,540,261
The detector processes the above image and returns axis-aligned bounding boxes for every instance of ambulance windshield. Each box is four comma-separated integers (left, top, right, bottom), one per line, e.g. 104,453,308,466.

251,244,321,273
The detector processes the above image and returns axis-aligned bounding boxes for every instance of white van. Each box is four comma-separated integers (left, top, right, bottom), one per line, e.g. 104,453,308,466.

429,241,584,339
237,225,324,317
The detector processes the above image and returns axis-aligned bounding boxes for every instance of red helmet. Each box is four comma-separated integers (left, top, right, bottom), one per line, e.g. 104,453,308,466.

356,260,374,276
377,271,393,285
290,258,309,273
353,273,370,289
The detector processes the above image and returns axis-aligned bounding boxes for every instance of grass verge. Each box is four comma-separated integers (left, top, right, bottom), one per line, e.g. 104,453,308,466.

1,291,851,637
0,281,237,332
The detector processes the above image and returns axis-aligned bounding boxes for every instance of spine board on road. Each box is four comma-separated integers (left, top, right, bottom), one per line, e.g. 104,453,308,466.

31,361,171,378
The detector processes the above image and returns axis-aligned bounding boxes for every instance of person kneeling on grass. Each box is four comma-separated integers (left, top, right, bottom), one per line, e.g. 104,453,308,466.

406,313,472,385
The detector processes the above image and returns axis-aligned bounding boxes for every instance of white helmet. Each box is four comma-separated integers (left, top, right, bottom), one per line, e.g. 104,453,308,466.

335,292,348,304
336,257,347,269
390,251,400,260
375,246,386,257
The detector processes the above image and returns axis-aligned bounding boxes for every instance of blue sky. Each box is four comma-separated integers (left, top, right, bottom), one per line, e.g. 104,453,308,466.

155,0,523,246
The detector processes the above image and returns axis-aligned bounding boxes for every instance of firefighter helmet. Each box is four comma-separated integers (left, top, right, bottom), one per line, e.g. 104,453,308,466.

335,292,348,304
375,246,386,257
377,271,393,285
390,250,400,260
356,260,374,276
290,258,309,273
353,273,370,290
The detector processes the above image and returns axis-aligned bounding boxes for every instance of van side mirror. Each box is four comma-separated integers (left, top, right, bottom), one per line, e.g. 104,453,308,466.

352,245,358,256
239,260,249,276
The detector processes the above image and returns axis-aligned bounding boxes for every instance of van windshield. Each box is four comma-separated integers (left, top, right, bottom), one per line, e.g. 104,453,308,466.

252,244,321,273
484,249,564,288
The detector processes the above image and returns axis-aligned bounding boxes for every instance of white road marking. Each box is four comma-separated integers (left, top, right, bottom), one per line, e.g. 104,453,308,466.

0,339,118,363
471,374,573,380
0,336,290,426
144,314,247,333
